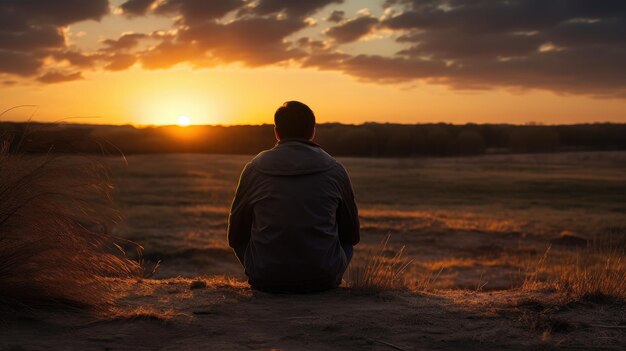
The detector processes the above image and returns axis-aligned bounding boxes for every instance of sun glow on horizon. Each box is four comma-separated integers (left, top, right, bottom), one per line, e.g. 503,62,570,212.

177,115,191,127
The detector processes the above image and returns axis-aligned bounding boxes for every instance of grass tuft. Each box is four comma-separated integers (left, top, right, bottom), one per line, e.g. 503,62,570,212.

523,241,626,304
554,253,626,303
0,135,148,312
347,235,413,294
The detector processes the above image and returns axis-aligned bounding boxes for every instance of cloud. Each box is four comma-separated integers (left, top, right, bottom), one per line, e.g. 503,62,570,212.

179,17,306,65
0,0,109,79
117,0,626,97
119,0,156,16
104,54,137,71
0,50,44,76
140,40,206,70
304,53,446,83
124,0,342,24
0,0,109,33
546,18,626,47
37,71,84,84
384,0,619,33
138,15,307,69
327,10,345,23
53,50,100,68
154,0,244,22
362,0,626,97
443,46,626,95
325,15,379,43
396,30,543,59
0,25,65,52
247,0,344,18
3,0,626,97
102,33,148,51
296,37,327,51
125,0,314,69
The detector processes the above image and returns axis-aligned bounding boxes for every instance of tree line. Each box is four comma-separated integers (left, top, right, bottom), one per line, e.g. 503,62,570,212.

2,122,625,157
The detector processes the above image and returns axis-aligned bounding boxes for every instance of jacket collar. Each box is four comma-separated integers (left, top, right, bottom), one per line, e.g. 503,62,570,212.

276,138,321,148
253,138,336,176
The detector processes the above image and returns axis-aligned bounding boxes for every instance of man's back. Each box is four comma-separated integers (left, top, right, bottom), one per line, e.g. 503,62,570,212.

228,138,359,293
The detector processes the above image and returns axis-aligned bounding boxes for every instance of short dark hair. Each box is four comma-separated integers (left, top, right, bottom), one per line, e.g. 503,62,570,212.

274,101,315,139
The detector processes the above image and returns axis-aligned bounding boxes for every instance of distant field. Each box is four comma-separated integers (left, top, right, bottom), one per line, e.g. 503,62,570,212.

109,151,626,289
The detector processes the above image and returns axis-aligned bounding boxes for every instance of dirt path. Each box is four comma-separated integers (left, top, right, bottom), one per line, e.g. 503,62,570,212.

2,278,624,350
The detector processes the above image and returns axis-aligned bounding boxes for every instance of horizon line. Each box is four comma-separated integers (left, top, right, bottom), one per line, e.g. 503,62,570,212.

1,118,625,128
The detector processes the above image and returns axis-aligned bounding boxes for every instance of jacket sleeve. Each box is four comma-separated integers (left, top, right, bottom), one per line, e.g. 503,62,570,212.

337,165,360,246
227,163,254,265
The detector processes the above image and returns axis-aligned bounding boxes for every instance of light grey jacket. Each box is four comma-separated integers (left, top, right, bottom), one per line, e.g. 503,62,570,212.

227,139,360,292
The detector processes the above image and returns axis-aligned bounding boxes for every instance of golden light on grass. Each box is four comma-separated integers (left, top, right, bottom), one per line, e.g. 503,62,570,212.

523,244,626,302
347,235,413,294
177,115,191,127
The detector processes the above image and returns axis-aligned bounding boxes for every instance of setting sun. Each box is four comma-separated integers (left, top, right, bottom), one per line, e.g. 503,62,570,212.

177,115,191,127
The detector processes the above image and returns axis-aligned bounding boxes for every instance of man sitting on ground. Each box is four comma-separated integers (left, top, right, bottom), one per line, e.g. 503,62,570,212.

227,101,360,293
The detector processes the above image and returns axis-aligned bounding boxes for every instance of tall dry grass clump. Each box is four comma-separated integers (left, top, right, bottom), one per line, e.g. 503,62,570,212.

524,239,626,303
554,253,626,302
0,137,146,310
347,235,413,294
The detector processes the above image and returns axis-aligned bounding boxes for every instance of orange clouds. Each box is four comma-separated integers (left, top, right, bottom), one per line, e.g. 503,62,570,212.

0,0,625,99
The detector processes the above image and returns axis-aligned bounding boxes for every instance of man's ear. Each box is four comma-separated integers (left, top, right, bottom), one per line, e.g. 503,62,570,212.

274,127,281,141
309,126,316,141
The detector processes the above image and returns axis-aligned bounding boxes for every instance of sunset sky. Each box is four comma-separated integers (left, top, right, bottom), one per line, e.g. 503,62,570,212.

1,0,625,126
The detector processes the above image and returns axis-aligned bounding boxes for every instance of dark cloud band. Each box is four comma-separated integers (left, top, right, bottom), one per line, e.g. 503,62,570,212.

1,0,625,97
0,0,109,79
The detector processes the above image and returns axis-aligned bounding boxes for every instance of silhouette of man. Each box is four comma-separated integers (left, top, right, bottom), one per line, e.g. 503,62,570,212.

228,101,360,293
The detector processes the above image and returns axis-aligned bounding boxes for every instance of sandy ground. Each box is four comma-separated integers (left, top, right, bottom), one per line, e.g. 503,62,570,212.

2,278,625,350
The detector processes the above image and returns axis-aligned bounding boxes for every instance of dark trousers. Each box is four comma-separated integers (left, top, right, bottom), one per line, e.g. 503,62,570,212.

235,242,353,266
246,243,354,294
341,243,354,263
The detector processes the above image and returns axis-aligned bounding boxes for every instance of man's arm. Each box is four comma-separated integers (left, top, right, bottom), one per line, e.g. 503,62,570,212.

337,166,360,246
227,163,254,265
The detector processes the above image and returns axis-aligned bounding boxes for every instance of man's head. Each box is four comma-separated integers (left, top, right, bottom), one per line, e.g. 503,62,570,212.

274,101,316,140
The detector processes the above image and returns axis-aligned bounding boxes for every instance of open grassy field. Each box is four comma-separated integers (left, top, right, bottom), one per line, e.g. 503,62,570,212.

111,152,626,289
2,151,625,350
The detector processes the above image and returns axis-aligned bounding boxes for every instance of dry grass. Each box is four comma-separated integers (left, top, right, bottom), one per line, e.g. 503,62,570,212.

554,252,626,303
347,235,414,294
359,208,524,234
523,241,626,303
0,136,148,311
